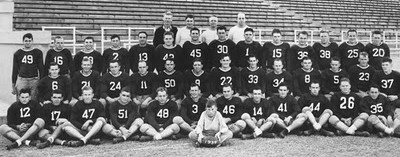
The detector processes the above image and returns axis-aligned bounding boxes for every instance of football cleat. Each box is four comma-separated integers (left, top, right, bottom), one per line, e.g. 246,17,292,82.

377,132,385,138
70,140,85,147
354,131,370,137
37,140,51,149
319,129,335,137
279,129,289,138
335,130,346,136
262,132,278,138
139,135,153,142
28,140,39,146
88,138,101,145
303,129,315,136
112,137,125,144
241,134,255,140
61,140,73,147
6,142,19,150
127,135,140,141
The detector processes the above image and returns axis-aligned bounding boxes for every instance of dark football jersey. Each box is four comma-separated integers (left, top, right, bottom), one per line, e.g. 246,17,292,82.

338,42,364,71
298,93,330,117
268,95,299,118
293,68,321,96
348,64,376,92
183,70,210,98
287,45,318,73
210,67,242,96
129,44,155,73
262,42,290,69
180,97,207,123
182,41,209,71
70,100,105,129
330,92,361,119
243,98,274,120
360,95,393,117
216,96,243,123
208,39,236,68
37,75,71,102
312,42,339,70
153,25,178,48
73,50,103,73
40,103,72,128
158,70,184,99
71,70,101,99
241,67,266,95
6,101,41,130
154,45,183,72
44,49,73,75
372,70,400,96
102,47,129,74
321,69,349,94
100,72,130,99
109,101,140,128
145,100,178,130
365,43,390,70
265,71,293,97
130,72,158,98
235,41,262,68
12,48,44,83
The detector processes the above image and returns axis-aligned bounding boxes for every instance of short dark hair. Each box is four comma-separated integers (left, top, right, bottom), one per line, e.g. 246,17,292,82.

244,27,254,33
220,53,230,61
163,31,175,38
22,33,33,41
298,31,308,37
252,87,262,93
271,29,281,35
109,60,121,66
222,83,233,91
19,88,31,95
49,62,58,68
111,34,120,40
217,26,227,32
138,31,148,37
331,56,341,63
156,87,168,95
190,27,200,33
247,54,257,60
382,57,392,63
165,57,175,64
370,84,380,90
121,87,131,94
302,57,312,62
278,82,288,89
190,83,200,89
52,89,63,97
84,36,94,42
185,14,194,20
347,29,357,34
372,30,382,35
340,77,351,84
192,57,203,65
206,100,217,108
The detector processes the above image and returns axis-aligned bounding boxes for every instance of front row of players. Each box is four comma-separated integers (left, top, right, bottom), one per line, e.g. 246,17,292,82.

1,77,399,149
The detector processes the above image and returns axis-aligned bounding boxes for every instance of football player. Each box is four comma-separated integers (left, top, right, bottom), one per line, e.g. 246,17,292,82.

328,78,369,136
102,87,144,143
361,85,394,137
129,31,155,73
312,30,338,71
210,54,241,98
73,36,103,73
287,31,318,73
173,84,207,134
44,36,73,78
365,30,390,70
298,81,334,136
37,62,71,105
241,88,276,139
102,35,129,74
0,88,43,150
12,33,44,100
183,58,211,98
338,29,364,71
240,54,266,100
63,86,106,147
372,57,400,103
292,57,321,99
36,90,72,149
262,29,290,73
208,26,236,69
130,60,158,117
216,84,246,137
268,83,307,138
265,58,293,98
154,31,183,72
348,52,375,98
176,14,195,46
139,87,180,141
235,27,262,70
70,58,103,106
320,57,348,100
158,58,184,109
182,27,208,71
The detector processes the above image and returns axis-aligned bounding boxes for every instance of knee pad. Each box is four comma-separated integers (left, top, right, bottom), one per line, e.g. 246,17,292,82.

172,116,184,125
170,124,180,133
0,125,12,135
235,120,246,129
357,113,369,121
34,118,45,128
139,124,150,133
96,117,106,125
266,117,277,124
368,115,380,125
134,118,144,126
302,107,311,113
269,113,279,119
329,116,340,125
241,113,251,120
296,113,308,120
322,109,333,116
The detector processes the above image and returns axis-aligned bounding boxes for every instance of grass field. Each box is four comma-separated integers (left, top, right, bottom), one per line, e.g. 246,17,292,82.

1,134,400,157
